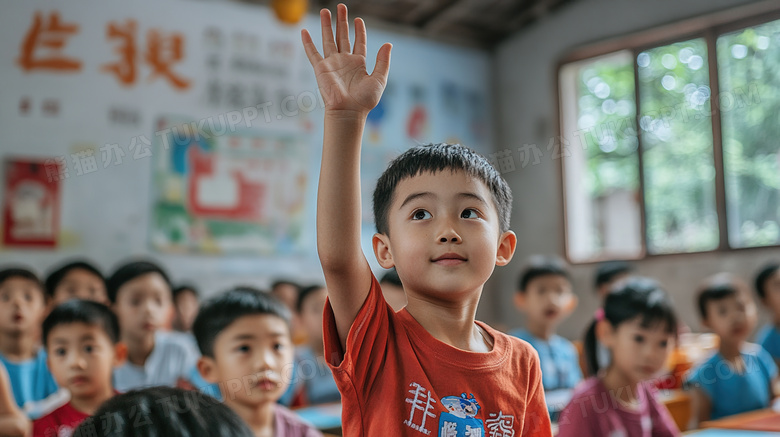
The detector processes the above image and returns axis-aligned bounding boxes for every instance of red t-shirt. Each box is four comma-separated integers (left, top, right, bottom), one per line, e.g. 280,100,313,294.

33,402,89,437
323,274,552,436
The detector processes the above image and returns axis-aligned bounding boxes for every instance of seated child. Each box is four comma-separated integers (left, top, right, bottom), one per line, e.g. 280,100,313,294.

685,273,778,423
583,260,634,376
0,361,30,437
379,268,407,312
108,261,199,392
0,268,61,419
72,386,255,437
172,284,200,333
558,277,680,437
44,260,108,307
193,287,322,436
292,285,341,406
755,262,780,366
509,256,581,416
34,300,125,437
301,6,551,435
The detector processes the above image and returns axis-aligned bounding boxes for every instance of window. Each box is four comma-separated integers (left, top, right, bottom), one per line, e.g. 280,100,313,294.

560,9,780,263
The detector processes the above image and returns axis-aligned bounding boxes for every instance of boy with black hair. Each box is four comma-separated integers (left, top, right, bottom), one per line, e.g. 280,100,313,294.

193,287,321,437
510,257,580,419
0,267,60,419
108,260,199,392
685,273,778,424
301,5,550,435
755,262,780,366
72,386,255,437
594,260,633,301
34,300,125,437
172,285,199,333
44,260,107,307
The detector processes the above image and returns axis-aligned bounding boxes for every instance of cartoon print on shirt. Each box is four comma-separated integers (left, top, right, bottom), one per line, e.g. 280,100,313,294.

439,393,485,437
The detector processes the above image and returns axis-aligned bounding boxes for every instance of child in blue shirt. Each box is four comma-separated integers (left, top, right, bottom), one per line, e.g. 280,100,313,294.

685,273,779,424
510,256,582,418
0,268,61,419
754,262,780,367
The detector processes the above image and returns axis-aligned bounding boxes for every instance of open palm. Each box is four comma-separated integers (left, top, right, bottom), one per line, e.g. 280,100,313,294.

301,4,391,115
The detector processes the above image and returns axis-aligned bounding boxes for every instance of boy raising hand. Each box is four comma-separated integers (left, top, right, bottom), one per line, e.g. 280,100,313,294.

302,5,551,436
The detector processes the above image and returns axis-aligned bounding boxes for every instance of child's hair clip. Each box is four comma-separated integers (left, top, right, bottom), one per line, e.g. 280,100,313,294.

594,308,605,322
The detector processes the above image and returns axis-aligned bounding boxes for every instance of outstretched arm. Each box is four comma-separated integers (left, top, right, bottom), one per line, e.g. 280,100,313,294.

301,4,391,350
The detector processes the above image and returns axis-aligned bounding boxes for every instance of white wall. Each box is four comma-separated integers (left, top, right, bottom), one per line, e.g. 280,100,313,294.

490,0,778,340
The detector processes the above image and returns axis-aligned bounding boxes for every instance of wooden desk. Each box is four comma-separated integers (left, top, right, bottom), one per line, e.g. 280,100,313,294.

658,389,692,431
700,408,780,432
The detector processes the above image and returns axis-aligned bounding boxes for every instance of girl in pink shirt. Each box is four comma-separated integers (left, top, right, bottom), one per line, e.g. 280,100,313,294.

558,277,680,437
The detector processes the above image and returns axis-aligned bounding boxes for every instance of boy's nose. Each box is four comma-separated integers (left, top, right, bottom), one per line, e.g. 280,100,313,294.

437,224,461,243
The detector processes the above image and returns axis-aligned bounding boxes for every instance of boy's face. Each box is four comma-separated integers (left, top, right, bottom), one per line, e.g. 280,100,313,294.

517,275,574,328
704,291,757,344
299,287,327,346
174,290,199,332
373,170,515,301
112,273,172,340
46,323,123,400
199,314,293,408
602,318,675,385
761,269,780,320
0,277,45,335
52,269,108,306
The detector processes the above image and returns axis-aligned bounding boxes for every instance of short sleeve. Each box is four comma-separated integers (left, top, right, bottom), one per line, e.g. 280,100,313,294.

684,358,716,401
521,351,553,437
322,274,393,396
757,346,779,381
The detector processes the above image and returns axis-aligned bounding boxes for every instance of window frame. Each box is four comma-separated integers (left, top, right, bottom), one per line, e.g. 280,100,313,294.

556,1,780,264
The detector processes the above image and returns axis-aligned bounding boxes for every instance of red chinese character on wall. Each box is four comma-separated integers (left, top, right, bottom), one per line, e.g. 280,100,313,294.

17,11,82,72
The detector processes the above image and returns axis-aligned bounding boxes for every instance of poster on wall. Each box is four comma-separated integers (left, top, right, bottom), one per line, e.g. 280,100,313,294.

150,117,309,256
2,158,62,248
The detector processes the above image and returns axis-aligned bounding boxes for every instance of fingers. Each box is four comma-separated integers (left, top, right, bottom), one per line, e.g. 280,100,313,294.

353,18,366,57
320,8,337,57
370,43,392,84
336,3,351,53
301,29,323,66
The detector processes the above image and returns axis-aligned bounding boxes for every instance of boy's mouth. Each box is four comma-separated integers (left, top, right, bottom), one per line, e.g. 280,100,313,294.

432,253,467,265
70,375,89,385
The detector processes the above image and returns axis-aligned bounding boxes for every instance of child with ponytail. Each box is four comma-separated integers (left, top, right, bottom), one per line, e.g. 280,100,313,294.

558,277,680,437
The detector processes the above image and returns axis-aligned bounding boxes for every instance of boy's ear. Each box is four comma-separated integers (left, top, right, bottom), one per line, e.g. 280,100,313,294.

113,342,128,367
197,356,219,384
564,294,579,315
595,319,614,348
372,233,395,269
495,231,517,266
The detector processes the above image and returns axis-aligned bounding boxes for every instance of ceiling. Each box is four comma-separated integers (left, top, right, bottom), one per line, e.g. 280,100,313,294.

244,0,578,49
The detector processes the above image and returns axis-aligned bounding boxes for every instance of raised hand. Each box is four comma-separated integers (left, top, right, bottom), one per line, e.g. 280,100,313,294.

301,4,391,117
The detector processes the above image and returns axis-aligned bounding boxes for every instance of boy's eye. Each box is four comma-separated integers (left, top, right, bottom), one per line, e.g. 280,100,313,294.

412,210,432,220
54,348,66,356
461,209,478,219
273,343,285,351
84,345,94,353
24,292,33,302
633,334,645,344
0,294,8,302
131,299,141,307
659,340,668,348
236,345,250,353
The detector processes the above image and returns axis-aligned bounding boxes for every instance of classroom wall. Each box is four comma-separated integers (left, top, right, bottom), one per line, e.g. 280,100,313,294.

0,0,493,296
490,0,778,340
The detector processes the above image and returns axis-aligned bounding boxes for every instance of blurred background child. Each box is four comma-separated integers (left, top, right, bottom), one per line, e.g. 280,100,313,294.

0,268,61,419
558,277,679,437
34,300,125,437
685,273,778,424
755,262,780,367
172,284,200,334
44,260,107,308
378,268,406,312
108,261,199,392
509,256,581,419
292,285,340,406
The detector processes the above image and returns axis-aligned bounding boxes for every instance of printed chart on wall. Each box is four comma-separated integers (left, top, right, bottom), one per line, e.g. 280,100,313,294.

2,158,61,248
151,117,309,256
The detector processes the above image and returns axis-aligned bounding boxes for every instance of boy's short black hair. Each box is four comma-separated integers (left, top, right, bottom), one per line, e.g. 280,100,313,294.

372,143,512,236
379,268,402,288
45,260,105,298
193,287,291,358
517,256,570,293
42,299,120,345
72,386,253,437
697,279,741,320
755,262,780,299
107,260,171,304
0,267,43,291
594,261,633,290
173,284,199,300
296,284,325,313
